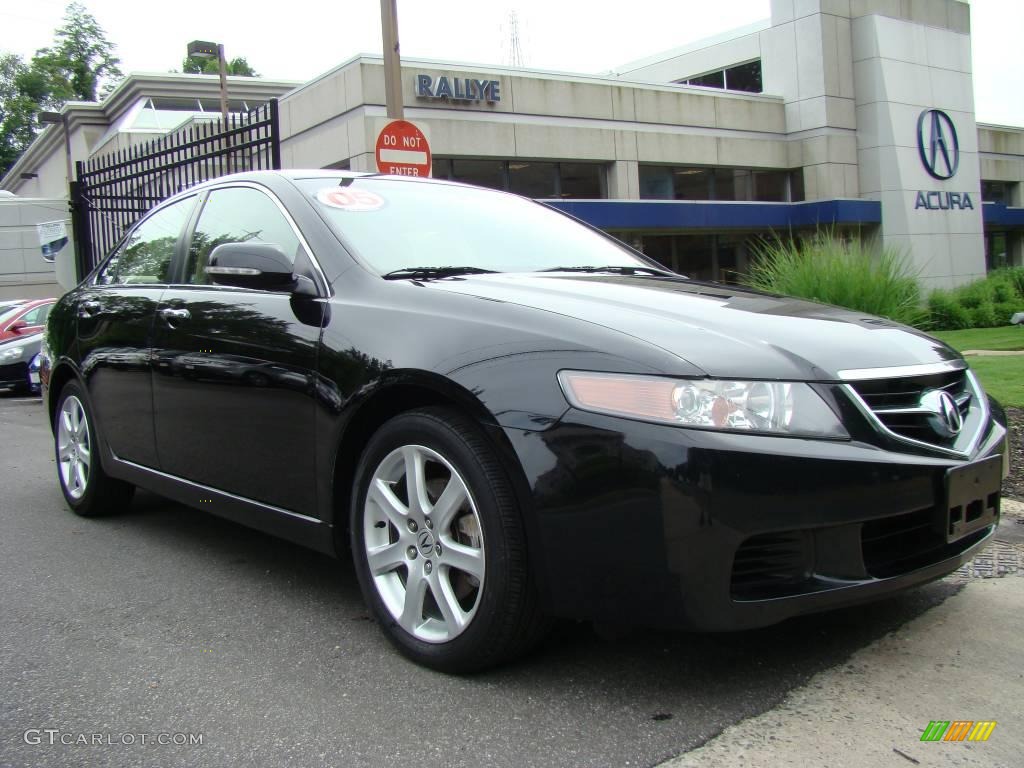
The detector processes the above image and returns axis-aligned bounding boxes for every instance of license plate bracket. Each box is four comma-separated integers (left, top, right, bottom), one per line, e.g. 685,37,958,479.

944,455,1002,543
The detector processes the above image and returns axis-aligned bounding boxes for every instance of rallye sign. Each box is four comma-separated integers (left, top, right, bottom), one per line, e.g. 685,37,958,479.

415,74,501,103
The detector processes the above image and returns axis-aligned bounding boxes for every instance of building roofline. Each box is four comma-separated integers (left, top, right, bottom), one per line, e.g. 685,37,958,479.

609,19,772,76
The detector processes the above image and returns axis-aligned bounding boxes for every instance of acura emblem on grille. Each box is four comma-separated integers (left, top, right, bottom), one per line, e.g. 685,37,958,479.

919,389,963,438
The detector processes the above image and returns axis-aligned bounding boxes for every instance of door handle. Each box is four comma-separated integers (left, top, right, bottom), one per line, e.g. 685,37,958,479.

78,300,101,319
159,307,191,324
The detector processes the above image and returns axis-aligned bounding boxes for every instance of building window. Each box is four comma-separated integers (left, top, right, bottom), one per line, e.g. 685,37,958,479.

639,165,795,201
986,231,1009,271
640,233,757,283
678,60,763,94
433,158,605,198
981,181,1011,204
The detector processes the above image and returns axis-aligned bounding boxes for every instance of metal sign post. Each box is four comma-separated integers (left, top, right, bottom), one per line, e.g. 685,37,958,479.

380,0,404,119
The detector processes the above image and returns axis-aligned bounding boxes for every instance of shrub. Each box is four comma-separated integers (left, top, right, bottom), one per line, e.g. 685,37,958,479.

742,233,925,326
928,290,972,330
925,270,1024,330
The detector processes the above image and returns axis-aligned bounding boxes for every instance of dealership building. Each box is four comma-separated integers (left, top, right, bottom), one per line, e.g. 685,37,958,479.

3,0,1023,298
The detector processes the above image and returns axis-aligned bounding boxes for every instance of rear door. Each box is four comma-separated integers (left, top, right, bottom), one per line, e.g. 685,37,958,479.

75,196,197,468
151,184,324,515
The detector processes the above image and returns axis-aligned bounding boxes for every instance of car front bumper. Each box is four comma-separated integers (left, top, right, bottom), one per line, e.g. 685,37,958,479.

0,361,29,389
505,409,1008,631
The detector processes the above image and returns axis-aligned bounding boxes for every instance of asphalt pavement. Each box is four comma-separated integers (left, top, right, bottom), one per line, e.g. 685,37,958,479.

0,394,1006,768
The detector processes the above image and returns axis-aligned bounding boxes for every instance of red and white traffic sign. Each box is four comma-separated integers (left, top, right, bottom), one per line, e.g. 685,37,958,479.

375,120,431,177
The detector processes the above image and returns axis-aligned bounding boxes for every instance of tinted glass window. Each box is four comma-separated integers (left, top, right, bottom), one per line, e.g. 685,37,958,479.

559,163,603,198
688,70,724,88
20,303,52,326
301,177,654,275
725,61,762,93
449,160,505,191
187,187,301,284
508,162,556,198
100,198,194,285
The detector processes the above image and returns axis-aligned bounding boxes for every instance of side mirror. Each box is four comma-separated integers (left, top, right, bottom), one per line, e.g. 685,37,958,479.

8,321,27,334
206,242,315,295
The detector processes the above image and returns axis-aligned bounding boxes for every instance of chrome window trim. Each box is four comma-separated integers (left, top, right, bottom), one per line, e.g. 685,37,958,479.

841,370,989,459
188,181,332,297
838,360,967,381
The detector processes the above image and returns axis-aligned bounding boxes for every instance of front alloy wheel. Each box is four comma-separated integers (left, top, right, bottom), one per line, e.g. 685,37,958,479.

351,407,548,672
364,444,485,643
57,395,91,500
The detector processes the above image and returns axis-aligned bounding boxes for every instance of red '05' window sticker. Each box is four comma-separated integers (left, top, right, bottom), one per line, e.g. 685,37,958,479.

316,187,385,212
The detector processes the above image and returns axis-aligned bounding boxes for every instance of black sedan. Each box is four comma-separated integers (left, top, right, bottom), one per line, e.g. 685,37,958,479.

40,171,1008,672
0,331,43,394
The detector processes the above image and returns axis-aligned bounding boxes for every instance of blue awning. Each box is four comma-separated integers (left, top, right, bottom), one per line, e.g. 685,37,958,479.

542,198,882,231
983,202,1024,228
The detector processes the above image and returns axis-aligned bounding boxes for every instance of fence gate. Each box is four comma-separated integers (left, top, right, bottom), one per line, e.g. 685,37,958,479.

70,99,281,279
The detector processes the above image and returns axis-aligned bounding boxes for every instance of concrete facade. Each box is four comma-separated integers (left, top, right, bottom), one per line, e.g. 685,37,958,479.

1,0,1021,293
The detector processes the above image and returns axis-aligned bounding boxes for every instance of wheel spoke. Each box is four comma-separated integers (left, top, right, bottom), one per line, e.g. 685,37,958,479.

402,446,430,514
431,475,467,531
441,539,484,580
77,443,91,469
58,439,73,460
430,572,468,632
368,478,408,529
399,569,428,631
61,408,74,435
367,542,406,576
74,462,87,493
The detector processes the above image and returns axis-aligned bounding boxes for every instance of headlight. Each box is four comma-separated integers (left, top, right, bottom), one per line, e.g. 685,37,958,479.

0,346,25,363
557,370,848,438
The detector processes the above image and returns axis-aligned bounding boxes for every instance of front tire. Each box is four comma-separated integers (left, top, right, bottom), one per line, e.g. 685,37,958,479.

351,407,547,673
54,380,134,517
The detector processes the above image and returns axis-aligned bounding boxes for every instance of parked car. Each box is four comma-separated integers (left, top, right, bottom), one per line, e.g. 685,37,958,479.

0,331,44,394
40,171,1009,672
0,298,56,343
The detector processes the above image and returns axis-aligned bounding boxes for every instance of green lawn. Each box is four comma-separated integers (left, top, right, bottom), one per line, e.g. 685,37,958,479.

926,326,1023,407
930,325,1024,352
963,357,1023,408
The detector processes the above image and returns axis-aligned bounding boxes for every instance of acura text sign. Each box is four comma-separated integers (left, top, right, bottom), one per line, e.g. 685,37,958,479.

375,120,432,177
913,108,973,211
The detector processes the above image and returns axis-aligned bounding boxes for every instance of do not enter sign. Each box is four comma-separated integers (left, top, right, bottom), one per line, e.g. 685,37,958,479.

375,120,431,177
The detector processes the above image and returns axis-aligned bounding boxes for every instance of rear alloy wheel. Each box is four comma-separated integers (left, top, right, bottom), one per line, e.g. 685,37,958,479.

54,380,134,517
351,407,547,672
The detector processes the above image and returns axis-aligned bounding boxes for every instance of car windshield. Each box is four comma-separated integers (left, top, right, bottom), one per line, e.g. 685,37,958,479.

298,177,661,276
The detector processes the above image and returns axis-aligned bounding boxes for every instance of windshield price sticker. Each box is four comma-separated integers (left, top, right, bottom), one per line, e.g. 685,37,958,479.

317,188,385,212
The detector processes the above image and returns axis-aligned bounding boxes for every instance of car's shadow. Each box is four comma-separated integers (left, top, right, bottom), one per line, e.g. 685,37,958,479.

111,488,959,700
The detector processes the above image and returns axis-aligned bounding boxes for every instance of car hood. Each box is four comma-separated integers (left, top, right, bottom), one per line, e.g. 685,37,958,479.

425,273,959,380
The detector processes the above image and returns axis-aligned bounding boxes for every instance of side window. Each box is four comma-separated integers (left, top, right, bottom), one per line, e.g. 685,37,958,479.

20,304,52,326
98,198,194,285
187,187,302,285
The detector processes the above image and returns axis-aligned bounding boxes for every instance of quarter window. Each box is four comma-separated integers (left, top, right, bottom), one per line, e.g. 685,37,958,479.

187,187,301,284
20,303,52,326
99,198,194,285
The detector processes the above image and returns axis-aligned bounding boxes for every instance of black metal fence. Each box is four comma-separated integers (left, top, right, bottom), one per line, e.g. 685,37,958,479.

71,99,281,277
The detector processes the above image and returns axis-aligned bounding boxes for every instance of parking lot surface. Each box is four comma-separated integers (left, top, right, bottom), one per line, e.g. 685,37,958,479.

0,395,965,768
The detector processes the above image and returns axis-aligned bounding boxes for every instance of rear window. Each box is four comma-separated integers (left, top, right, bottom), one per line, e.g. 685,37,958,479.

298,177,652,276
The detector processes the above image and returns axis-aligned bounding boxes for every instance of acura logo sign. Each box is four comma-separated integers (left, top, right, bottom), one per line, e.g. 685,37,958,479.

919,389,963,439
917,109,959,180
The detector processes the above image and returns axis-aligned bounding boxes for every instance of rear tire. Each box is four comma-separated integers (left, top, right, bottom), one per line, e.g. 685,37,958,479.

351,407,548,673
54,380,134,517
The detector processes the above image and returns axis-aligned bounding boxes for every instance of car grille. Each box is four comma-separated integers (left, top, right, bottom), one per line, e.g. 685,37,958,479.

860,508,945,578
844,367,975,452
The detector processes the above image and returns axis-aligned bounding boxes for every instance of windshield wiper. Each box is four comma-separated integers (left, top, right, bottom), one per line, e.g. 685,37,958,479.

382,266,499,280
537,265,672,276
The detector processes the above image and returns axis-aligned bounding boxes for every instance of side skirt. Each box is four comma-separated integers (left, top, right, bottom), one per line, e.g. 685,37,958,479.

108,457,337,557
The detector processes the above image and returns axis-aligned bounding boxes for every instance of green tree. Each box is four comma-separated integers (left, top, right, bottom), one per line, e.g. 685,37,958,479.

182,55,259,77
0,3,123,176
34,2,124,101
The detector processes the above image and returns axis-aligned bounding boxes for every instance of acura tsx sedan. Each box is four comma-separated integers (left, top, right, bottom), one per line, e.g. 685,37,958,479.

40,170,1008,672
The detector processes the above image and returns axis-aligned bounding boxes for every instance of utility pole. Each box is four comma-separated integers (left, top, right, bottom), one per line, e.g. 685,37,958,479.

380,0,404,119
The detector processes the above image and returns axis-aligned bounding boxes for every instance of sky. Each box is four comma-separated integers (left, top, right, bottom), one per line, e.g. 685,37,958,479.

1,0,1022,126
